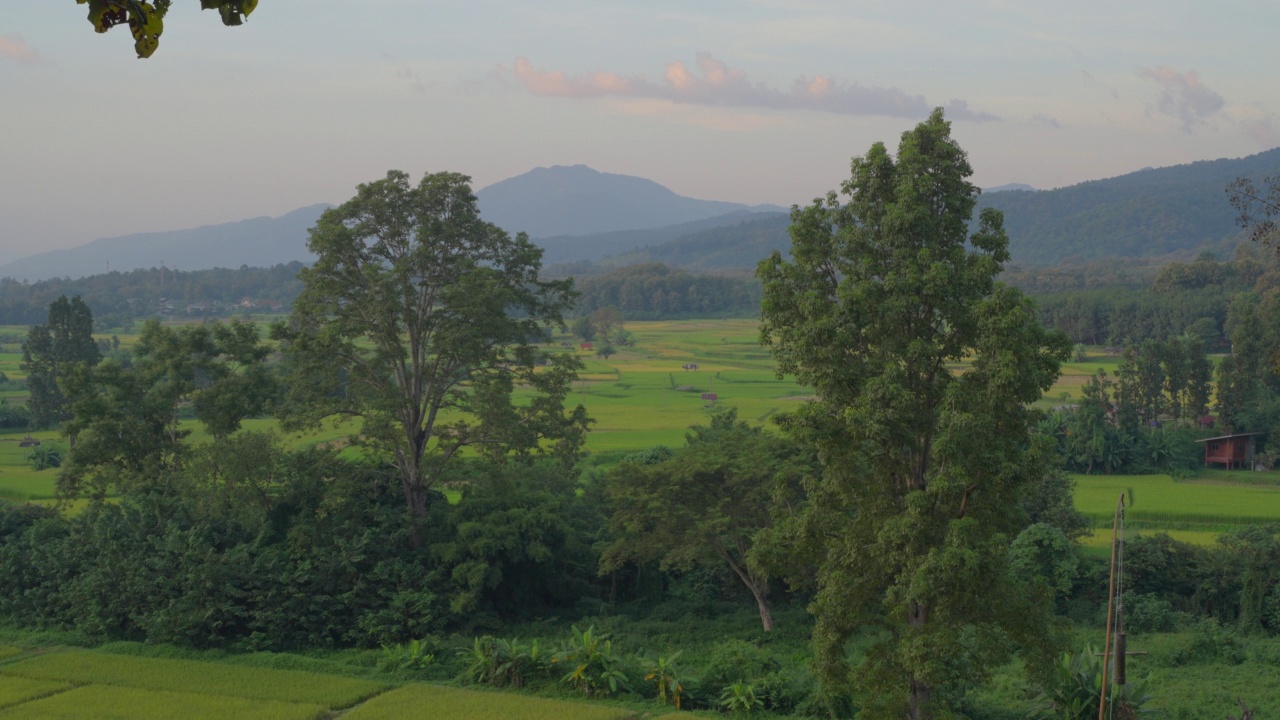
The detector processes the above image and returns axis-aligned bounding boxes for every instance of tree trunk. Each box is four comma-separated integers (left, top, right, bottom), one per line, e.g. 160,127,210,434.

401,462,429,549
753,586,774,633
907,602,931,719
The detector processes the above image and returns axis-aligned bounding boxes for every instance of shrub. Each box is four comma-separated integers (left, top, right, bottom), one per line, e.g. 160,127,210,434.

642,651,688,709
24,445,61,471
1031,647,1153,719
555,625,628,697
720,682,763,717
378,638,435,673
1122,592,1176,633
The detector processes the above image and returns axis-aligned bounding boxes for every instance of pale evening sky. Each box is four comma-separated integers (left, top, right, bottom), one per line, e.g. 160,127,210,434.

2,1,1278,263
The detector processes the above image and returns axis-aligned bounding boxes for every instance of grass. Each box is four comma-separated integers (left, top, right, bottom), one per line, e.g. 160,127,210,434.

0,651,387,709
0,677,70,711
0,685,326,720
341,685,637,720
1072,473,1280,529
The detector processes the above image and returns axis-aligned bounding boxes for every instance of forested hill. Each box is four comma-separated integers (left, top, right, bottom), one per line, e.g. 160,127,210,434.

0,205,329,283
561,149,1280,272
598,213,791,271
535,210,785,265
981,147,1280,264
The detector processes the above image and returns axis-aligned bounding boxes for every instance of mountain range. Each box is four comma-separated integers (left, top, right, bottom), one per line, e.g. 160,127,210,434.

3,150,1278,282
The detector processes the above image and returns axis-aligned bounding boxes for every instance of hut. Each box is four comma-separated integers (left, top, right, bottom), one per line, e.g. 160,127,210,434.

1195,432,1261,470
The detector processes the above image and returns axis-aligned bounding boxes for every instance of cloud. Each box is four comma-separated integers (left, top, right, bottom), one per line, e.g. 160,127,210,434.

0,34,42,64
1138,66,1224,132
503,54,999,122
1081,70,1120,101
1236,109,1280,149
1032,113,1064,129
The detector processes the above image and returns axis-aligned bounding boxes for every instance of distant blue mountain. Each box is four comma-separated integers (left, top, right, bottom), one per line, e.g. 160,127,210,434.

0,205,330,282
476,164,786,238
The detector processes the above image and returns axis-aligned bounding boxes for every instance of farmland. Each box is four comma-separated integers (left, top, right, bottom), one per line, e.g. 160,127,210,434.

0,646,665,720
0,317,1278,718
2,318,1279,537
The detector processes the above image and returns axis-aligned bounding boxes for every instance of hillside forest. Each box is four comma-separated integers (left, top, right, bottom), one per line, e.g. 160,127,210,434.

0,112,1279,720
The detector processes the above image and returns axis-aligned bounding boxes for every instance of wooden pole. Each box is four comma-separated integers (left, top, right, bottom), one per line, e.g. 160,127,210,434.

1097,493,1125,720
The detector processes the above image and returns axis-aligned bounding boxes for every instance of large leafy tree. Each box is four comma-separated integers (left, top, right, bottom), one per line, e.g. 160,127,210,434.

757,109,1072,718
73,0,257,58
58,319,276,498
21,295,102,432
277,170,588,544
599,410,814,632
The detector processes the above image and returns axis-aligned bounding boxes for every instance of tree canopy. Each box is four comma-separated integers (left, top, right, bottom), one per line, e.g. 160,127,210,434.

276,170,590,544
75,0,258,58
20,295,101,431
758,109,1071,718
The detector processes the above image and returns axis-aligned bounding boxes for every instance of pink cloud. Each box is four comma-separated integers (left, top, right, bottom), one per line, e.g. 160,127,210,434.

0,34,42,64
1138,66,1225,132
502,54,999,122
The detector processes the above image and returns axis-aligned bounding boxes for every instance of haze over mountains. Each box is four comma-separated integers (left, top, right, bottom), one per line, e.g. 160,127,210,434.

3,150,1278,282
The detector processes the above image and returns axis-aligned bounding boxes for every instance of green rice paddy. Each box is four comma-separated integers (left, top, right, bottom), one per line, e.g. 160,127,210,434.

0,652,386,709
0,648,644,719
342,685,637,720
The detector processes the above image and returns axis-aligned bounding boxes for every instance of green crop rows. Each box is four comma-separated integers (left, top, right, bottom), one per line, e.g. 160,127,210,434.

0,677,71,711
0,685,326,720
342,685,637,719
0,652,386,709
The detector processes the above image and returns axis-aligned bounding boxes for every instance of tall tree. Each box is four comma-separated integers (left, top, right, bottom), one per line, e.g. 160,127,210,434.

276,170,589,544
21,295,102,432
599,410,814,632
757,110,1071,718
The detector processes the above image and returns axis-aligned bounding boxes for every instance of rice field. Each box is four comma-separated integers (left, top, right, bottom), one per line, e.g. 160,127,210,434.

0,685,326,720
342,685,639,720
0,676,70,711
0,648,645,719
0,652,386,709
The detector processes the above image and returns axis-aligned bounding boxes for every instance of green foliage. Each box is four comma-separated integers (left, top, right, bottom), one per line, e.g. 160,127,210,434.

574,263,765,319
57,319,277,498
601,409,815,631
378,638,435,673
277,170,588,530
21,295,101,431
1030,647,1153,720
555,625,628,697
757,109,1071,716
720,681,763,717
459,636,546,688
642,650,688,708
1228,173,1280,248
24,445,62,471
1010,523,1079,599
430,462,603,622
73,0,258,59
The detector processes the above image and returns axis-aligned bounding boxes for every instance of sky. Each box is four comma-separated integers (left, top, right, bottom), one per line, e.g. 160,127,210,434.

3,1,1279,262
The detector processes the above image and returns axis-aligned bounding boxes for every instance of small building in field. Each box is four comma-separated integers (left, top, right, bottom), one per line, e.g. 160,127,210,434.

1196,432,1261,470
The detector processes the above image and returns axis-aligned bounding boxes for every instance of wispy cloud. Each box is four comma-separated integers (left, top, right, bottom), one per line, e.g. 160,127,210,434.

1138,66,1224,132
1235,108,1280,149
0,34,42,64
501,54,999,122
1032,113,1064,129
